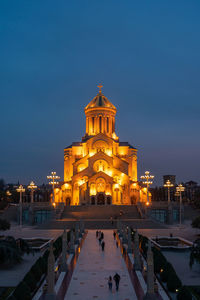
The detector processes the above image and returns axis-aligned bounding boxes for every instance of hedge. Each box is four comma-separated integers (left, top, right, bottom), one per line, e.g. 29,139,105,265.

13,281,31,300
0,218,10,230
12,230,71,298
130,228,191,296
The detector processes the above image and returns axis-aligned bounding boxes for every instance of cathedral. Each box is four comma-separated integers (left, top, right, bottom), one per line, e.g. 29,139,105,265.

54,86,148,205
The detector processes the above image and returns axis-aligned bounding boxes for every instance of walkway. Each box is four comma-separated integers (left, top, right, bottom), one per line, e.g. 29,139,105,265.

64,230,137,300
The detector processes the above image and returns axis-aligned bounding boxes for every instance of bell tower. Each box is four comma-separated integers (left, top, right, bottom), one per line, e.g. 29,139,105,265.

83,85,118,140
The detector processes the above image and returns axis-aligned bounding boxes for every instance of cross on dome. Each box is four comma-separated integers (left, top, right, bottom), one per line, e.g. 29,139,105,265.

97,84,103,93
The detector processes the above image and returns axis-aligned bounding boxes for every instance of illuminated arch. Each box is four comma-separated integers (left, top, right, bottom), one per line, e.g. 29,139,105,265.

93,159,108,172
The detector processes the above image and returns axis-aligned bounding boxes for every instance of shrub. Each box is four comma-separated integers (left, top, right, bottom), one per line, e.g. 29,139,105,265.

0,201,8,210
30,263,43,282
153,247,167,273
23,271,37,292
37,256,47,273
191,216,200,229
167,273,182,292
13,281,31,300
53,236,62,258
177,286,192,300
0,218,10,230
160,262,174,282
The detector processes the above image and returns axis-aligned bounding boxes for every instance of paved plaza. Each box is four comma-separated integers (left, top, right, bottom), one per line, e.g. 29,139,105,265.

64,230,137,300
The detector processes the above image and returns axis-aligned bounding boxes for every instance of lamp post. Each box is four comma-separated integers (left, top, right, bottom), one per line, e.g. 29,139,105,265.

16,185,25,228
140,171,154,205
47,172,60,205
164,180,174,204
27,181,37,203
176,184,185,227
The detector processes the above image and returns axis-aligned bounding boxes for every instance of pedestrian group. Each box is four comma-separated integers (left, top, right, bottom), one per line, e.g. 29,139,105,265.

95,230,121,292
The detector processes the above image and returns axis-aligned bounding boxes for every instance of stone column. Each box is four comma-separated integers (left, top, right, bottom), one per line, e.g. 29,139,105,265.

143,240,156,300
46,242,56,300
86,117,88,134
127,227,132,253
75,222,79,244
133,230,142,271
109,117,112,134
61,229,68,272
69,230,75,254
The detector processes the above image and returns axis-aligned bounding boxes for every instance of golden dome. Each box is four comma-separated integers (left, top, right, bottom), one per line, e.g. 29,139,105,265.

85,86,116,111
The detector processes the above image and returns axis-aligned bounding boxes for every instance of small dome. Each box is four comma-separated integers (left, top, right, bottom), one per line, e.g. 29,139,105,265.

85,88,116,111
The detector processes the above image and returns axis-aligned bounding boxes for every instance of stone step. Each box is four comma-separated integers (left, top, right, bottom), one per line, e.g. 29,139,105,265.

38,219,165,230
61,205,141,220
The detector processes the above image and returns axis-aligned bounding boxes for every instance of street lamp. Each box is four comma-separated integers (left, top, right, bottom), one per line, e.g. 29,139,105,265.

164,180,174,204
140,171,154,205
16,185,25,228
47,171,60,205
28,181,37,203
176,184,185,227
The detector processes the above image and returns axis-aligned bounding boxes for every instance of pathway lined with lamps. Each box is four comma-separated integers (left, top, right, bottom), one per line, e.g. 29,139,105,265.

64,230,137,300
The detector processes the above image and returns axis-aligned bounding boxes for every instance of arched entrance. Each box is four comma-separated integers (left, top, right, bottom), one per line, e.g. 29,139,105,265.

97,193,105,205
107,196,112,205
91,196,96,205
66,197,71,206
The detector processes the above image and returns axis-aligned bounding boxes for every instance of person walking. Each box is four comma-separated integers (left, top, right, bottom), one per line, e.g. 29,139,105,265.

113,273,121,291
101,240,105,251
96,230,99,238
108,276,112,291
101,232,104,239
113,231,116,240
98,236,102,245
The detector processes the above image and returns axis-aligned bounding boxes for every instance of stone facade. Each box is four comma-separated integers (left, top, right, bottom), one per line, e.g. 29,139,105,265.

55,87,148,205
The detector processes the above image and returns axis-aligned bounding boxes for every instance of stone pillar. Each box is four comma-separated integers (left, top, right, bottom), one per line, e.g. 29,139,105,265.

86,117,88,134
101,115,104,133
109,117,112,134
46,242,56,300
127,227,132,253
61,229,68,272
69,230,75,254
133,230,142,271
143,240,156,300
75,222,79,244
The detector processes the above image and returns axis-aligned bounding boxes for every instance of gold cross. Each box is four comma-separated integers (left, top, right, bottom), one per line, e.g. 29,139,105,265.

97,84,103,93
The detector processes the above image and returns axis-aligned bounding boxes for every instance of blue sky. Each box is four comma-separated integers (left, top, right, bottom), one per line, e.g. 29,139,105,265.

0,0,200,186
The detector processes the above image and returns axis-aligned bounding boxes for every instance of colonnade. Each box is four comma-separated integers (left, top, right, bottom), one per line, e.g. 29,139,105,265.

86,115,115,136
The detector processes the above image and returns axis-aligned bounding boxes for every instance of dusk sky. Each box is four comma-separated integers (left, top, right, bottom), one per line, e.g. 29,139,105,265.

0,0,200,186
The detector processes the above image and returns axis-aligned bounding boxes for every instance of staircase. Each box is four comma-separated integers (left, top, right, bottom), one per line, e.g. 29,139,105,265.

61,205,141,220
38,205,165,229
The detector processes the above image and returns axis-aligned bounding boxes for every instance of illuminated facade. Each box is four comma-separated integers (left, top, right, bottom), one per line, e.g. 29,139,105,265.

55,86,148,205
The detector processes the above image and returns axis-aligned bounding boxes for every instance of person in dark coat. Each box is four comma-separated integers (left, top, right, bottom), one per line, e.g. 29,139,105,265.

113,231,116,240
96,231,99,238
113,273,121,291
108,276,112,291
101,240,105,251
101,232,104,239
98,236,102,245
